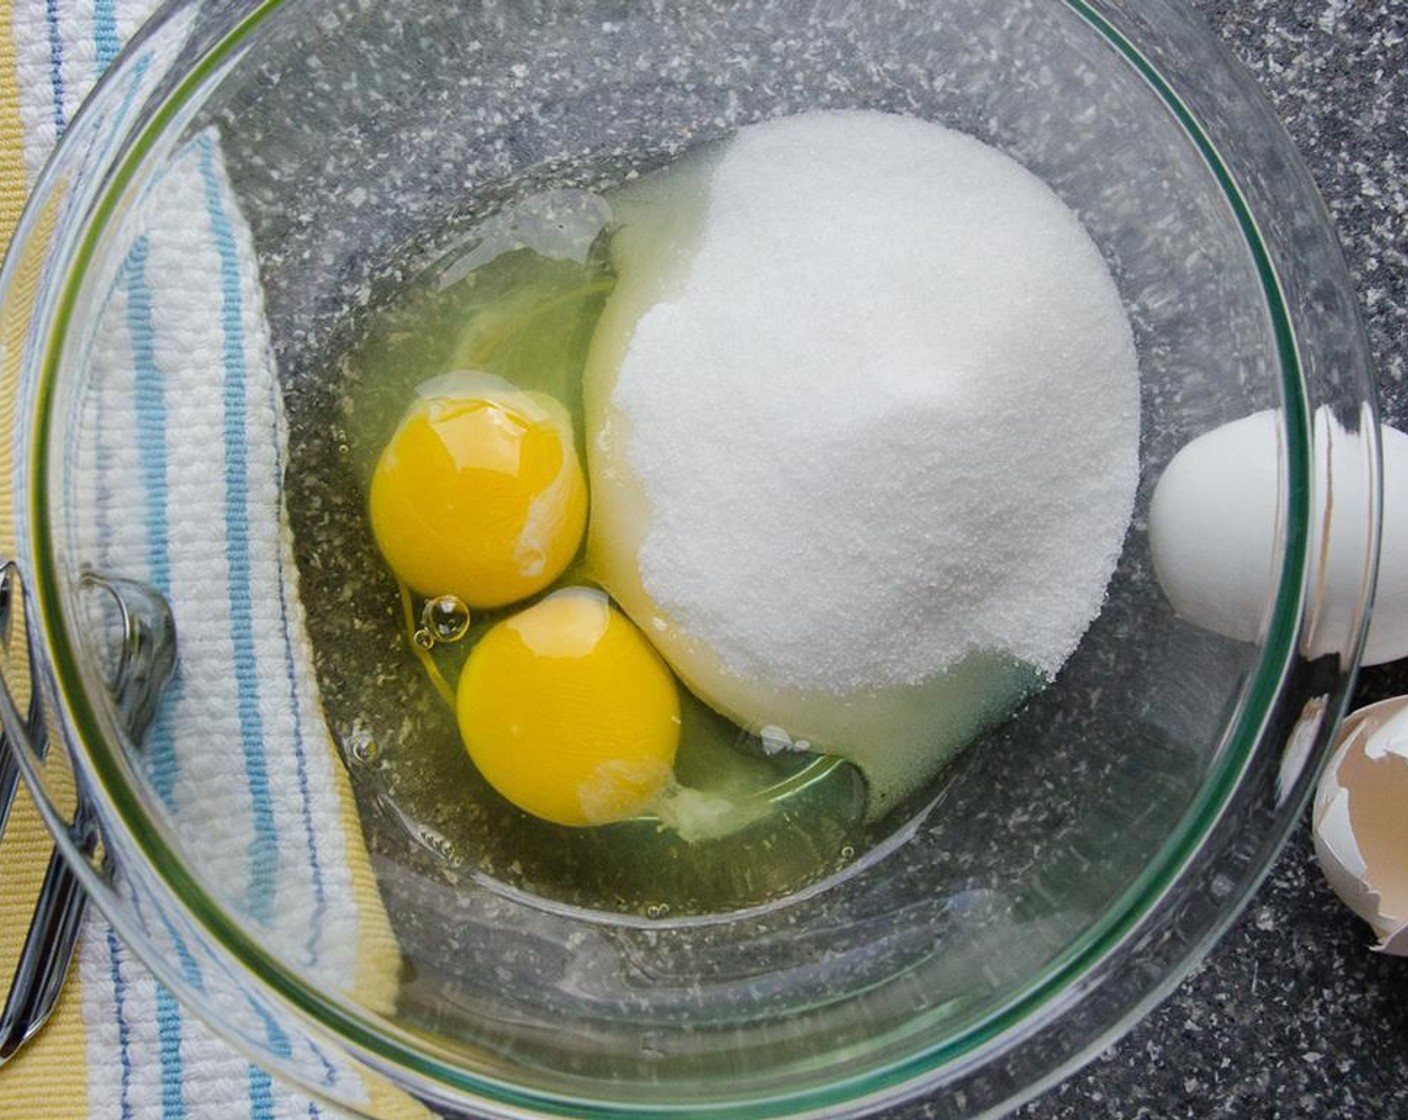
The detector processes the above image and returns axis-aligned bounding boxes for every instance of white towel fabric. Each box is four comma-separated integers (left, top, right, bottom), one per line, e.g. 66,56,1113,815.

72,129,374,1120
8,3,407,1117
11,0,154,184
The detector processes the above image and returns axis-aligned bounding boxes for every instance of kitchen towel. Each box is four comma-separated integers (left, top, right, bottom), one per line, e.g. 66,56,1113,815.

0,3,421,1117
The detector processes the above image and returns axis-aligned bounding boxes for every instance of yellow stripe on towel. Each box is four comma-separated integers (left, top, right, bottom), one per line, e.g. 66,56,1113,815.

0,2,88,1112
0,0,24,241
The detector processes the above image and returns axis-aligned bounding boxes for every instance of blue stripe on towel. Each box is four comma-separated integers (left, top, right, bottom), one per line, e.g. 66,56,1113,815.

125,238,169,591
91,56,154,555
197,134,279,925
94,0,121,70
156,986,187,1120
107,54,203,1120
249,1065,277,1120
313,1039,339,1087
121,238,193,1116
268,383,329,964
43,0,66,135
105,928,136,1120
248,998,294,1120
278,514,329,967
124,238,185,809
153,906,203,989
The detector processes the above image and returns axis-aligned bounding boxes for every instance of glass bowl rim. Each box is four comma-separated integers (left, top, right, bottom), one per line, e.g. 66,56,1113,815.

16,0,1344,1115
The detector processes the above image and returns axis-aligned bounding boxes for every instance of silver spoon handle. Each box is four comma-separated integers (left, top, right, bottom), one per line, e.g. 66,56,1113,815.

0,801,96,1063
0,566,175,1065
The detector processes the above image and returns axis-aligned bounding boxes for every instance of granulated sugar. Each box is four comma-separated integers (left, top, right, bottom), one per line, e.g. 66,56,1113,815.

585,110,1139,809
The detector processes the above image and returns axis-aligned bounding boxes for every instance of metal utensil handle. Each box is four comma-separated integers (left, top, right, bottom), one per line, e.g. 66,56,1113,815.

0,564,176,1063
0,803,96,1062
0,566,48,844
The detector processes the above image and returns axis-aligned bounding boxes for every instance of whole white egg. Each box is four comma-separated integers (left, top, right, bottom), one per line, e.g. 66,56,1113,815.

1149,407,1408,665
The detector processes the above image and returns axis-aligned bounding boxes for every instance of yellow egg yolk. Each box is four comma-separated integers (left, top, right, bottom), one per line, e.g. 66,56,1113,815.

369,375,587,610
457,587,680,827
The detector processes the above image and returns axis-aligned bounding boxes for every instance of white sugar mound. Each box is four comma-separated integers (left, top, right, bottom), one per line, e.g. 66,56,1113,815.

584,111,1140,814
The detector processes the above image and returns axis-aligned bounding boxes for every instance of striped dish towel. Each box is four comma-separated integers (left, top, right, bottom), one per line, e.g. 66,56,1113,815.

0,4,423,1118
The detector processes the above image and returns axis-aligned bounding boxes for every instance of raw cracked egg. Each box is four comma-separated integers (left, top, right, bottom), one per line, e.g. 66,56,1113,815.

369,371,587,610
456,587,680,827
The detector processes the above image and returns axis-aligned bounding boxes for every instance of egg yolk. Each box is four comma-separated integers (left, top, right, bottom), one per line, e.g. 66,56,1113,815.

457,587,680,827
369,376,587,610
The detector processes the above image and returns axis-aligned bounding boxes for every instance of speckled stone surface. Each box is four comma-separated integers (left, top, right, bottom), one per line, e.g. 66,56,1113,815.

1014,2,1408,1117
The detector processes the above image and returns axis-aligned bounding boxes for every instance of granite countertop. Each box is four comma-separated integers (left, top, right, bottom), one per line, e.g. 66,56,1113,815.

1019,2,1408,1116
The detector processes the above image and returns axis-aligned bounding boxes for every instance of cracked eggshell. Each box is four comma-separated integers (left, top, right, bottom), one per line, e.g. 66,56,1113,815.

1312,695,1408,954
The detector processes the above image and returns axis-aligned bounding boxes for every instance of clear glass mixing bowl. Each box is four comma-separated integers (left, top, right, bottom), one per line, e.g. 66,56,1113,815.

0,0,1382,1117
